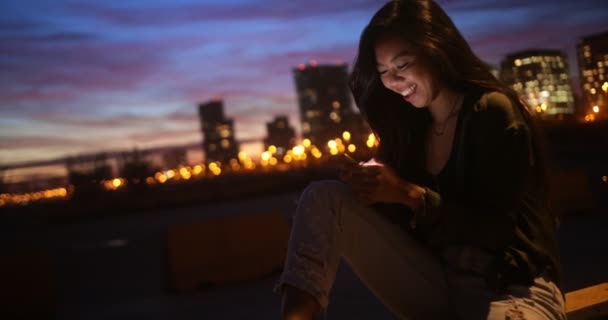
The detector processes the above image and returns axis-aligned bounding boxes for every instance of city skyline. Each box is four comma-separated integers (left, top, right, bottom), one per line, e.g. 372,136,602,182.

2,0,608,182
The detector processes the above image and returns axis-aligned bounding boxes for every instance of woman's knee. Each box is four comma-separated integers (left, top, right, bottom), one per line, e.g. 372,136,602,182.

293,180,353,228
301,180,351,205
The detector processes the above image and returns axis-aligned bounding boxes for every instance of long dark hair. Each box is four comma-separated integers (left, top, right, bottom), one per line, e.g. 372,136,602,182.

349,0,548,196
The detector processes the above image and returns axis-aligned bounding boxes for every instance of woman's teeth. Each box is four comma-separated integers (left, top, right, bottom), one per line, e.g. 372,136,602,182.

401,84,416,97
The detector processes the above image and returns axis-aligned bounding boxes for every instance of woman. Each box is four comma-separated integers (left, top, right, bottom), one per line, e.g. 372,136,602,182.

277,0,565,319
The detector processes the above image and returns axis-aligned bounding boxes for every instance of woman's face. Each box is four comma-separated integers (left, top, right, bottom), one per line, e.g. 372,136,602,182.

375,36,440,108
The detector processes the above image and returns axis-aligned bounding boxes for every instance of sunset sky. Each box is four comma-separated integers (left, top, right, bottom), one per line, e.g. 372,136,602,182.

1,0,607,181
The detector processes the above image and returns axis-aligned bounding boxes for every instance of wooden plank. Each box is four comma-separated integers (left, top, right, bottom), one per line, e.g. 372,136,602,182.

565,282,608,320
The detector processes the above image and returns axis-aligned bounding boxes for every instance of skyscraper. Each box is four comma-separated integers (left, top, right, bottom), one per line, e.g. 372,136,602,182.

578,31,608,118
500,49,575,117
293,62,358,146
264,115,295,155
198,99,239,164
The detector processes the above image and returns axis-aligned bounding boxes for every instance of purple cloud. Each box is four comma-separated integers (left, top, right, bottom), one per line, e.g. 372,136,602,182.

127,128,200,144
0,135,90,150
64,0,380,26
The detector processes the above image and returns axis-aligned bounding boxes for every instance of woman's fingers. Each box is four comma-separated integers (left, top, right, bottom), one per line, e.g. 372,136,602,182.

341,165,383,205
349,174,379,189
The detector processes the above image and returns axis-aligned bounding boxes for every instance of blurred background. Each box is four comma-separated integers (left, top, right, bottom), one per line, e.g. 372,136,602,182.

1,0,607,319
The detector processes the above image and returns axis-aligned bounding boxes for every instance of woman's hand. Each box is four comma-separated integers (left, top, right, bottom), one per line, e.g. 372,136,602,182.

340,159,425,209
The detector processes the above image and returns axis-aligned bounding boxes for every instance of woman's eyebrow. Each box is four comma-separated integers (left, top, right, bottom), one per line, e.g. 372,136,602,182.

377,50,413,67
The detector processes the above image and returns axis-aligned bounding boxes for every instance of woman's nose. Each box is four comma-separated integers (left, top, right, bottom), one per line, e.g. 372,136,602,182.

385,71,403,91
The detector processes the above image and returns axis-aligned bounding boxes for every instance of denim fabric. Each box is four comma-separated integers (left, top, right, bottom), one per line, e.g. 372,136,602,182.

276,180,566,320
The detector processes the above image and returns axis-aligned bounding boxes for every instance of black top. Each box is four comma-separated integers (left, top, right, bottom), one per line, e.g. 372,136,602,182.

378,90,561,291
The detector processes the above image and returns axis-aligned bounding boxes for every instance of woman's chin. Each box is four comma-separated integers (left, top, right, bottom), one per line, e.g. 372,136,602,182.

403,94,423,108
407,99,425,108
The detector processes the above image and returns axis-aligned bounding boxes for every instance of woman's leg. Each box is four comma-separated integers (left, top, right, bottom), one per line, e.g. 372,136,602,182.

277,180,451,319
447,267,566,320
485,276,566,320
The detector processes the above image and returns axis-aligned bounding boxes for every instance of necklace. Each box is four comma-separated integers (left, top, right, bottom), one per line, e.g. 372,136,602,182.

431,94,462,136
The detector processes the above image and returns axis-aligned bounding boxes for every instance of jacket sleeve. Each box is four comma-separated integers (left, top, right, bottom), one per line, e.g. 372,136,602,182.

416,92,535,250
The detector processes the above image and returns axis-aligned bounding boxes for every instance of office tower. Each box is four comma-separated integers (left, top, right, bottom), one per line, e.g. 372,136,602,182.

578,31,608,117
293,62,358,146
501,49,575,117
264,115,295,155
198,99,239,164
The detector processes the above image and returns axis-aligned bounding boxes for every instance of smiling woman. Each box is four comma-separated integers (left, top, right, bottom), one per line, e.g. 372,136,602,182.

276,1,566,319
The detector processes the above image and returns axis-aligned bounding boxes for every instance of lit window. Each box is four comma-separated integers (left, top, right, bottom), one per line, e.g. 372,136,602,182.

221,139,230,149
219,128,231,138
305,89,318,103
209,144,217,152
302,122,311,133
329,112,341,123
332,101,341,109
306,110,319,118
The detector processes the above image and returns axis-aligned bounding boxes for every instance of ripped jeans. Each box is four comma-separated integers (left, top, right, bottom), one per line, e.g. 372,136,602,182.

276,180,566,320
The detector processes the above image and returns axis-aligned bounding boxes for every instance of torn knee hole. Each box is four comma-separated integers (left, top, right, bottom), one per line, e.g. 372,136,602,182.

505,299,527,320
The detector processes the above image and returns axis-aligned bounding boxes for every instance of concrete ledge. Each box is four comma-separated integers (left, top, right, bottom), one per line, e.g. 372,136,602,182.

167,211,290,292
565,282,608,320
